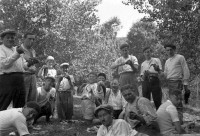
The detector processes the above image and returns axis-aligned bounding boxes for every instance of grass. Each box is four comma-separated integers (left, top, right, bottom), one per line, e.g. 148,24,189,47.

31,87,200,136
31,96,96,136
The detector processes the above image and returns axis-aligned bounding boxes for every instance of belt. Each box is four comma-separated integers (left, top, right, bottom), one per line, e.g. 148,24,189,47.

23,72,35,75
57,91,71,93
2,72,24,75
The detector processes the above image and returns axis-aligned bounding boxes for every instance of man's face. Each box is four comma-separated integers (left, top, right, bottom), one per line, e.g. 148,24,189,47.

24,34,35,48
111,79,119,91
47,60,55,68
121,88,136,103
62,66,68,73
171,94,182,107
25,108,38,122
98,76,106,82
144,48,152,59
88,74,97,83
165,47,175,57
44,79,53,91
120,47,129,56
98,109,113,127
2,34,16,48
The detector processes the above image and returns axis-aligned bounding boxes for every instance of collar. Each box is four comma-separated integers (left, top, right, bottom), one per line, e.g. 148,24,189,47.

103,119,116,132
167,100,174,106
169,54,177,60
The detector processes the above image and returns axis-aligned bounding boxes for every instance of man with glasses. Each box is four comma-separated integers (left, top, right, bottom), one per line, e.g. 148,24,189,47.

0,29,37,111
163,44,190,124
111,43,139,95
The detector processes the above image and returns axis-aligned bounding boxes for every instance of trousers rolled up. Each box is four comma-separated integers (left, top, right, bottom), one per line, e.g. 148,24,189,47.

0,73,26,111
142,76,162,110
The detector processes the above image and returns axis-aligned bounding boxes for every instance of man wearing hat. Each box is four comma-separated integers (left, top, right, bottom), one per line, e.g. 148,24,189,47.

38,56,57,79
111,43,139,95
163,44,190,124
55,62,75,122
0,29,37,110
95,104,148,136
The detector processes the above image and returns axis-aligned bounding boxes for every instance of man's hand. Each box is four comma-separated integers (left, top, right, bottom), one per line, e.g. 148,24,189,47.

125,60,132,66
42,65,48,69
152,64,160,72
57,75,63,82
27,58,39,67
129,111,137,120
16,46,24,54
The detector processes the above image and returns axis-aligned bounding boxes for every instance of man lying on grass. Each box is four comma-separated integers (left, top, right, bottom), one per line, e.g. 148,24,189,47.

0,101,40,136
95,104,148,136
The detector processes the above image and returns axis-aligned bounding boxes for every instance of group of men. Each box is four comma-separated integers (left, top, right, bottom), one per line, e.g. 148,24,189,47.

0,28,193,136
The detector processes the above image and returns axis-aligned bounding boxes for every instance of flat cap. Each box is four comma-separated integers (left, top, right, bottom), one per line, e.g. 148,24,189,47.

60,63,69,67
0,29,16,38
94,104,113,117
120,43,129,50
164,44,176,49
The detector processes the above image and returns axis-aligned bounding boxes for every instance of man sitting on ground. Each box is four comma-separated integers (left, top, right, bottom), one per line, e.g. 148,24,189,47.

0,101,40,136
95,104,148,136
34,76,56,124
157,89,186,136
119,84,160,136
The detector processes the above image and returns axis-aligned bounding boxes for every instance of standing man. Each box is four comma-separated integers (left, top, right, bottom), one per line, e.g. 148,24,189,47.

56,63,75,122
111,43,139,95
22,32,38,102
164,44,190,123
140,47,162,110
0,29,38,111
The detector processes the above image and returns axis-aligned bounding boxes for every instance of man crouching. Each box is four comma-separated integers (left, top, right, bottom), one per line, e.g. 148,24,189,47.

0,101,40,136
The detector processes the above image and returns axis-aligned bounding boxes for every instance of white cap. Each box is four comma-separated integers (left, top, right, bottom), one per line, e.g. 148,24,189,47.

60,63,69,67
46,56,54,60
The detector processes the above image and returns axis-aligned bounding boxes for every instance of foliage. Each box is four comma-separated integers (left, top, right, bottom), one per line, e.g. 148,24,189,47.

123,0,200,76
0,0,122,81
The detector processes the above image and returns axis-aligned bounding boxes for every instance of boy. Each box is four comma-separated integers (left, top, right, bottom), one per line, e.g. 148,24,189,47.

34,76,56,124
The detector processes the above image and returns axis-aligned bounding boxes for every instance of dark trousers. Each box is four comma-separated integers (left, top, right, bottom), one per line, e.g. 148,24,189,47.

56,91,73,120
23,74,37,102
34,101,52,124
142,77,162,110
0,73,26,111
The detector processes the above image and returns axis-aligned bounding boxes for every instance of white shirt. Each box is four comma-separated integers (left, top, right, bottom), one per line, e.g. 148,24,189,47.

140,58,162,76
164,54,190,85
58,75,75,91
0,108,29,136
107,89,127,110
0,45,27,75
157,100,179,135
37,87,56,106
97,119,138,136
41,68,57,78
114,55,138,74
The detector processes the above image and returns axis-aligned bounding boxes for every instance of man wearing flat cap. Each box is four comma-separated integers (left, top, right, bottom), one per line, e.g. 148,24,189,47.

55,63,75,122
95,104,148,136
111,43,139,95
0,29,37,110
163,44,190,124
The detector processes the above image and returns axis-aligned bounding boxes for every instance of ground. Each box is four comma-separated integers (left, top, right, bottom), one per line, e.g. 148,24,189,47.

30,87,200,136
30,96,96,136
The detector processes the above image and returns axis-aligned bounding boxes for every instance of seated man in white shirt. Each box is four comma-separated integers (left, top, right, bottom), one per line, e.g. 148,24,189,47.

95,104,148,136
104,78,127,119
34,76,56,124
157,89,185,136
0,101,40,136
